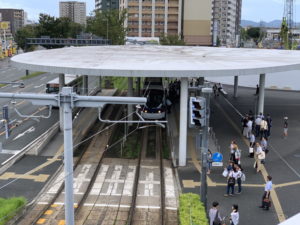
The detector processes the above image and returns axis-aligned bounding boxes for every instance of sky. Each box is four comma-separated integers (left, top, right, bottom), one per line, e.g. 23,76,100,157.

0,0,300,22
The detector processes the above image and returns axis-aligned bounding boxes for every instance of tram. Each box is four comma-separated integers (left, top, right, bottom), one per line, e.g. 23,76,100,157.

141,77,166,120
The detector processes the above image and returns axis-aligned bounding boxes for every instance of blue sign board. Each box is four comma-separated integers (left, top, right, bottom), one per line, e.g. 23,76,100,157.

212,152,223,162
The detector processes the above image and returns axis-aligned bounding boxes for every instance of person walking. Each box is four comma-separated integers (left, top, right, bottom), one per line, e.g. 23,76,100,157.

213,83,218,97
255,142,265,173
260,118,268,139
266,114,272,137
224,167,237,196
283,117,288,139
246,118,253,138
249,132,255,158
255,116,262,137
234,164,243,194
230,204,239,225
207,149,213,174
259,175,273,210
242,115,249,137
209,201,223,225
260,137,268,154
234,148,241,166
229,141,237,162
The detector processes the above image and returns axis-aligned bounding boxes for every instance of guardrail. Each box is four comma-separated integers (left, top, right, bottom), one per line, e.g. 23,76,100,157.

0,122,59,175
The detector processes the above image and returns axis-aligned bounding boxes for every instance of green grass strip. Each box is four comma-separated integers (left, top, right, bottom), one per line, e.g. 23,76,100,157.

20,71,45,80
0,197,26,225
179,193,208,225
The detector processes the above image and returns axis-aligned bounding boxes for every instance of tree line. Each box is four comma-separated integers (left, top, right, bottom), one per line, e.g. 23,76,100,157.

15,10,127,51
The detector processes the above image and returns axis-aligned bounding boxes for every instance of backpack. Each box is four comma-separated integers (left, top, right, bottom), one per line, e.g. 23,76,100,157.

213,210,222,225
228,176,235,185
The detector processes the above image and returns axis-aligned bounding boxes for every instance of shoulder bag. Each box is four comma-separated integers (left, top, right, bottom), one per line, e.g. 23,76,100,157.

213,210,222,225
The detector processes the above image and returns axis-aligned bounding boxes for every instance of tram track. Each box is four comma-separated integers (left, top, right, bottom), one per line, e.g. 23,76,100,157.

18,103,122,225
127,126,166,225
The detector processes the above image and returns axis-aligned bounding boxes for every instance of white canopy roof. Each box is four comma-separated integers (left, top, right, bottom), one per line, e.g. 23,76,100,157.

279,213,300,225
11,46,300,77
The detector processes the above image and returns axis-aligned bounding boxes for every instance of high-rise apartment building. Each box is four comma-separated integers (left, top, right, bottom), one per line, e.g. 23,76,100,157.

59,1,87,25
183,0,212,45
212,0,242,46
95,0,119,11
120,0,182,38
0,9,24,36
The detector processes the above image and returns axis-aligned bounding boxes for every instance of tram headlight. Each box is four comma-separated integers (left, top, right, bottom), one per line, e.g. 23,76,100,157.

158,110,161,113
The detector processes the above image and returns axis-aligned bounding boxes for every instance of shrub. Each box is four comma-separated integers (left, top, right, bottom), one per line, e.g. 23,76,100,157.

0,197,26,225
179,193,208,225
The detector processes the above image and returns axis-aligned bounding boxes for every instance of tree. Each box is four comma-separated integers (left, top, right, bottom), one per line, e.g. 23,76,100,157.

246,27,261,44
280,17,289,49
159,34,185,45
86,9,127,45
15,25,37,51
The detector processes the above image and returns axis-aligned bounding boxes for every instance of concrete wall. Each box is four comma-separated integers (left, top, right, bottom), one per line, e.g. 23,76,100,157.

183,0,212,45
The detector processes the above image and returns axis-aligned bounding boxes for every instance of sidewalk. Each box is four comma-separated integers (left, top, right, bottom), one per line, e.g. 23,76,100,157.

174,89,280,225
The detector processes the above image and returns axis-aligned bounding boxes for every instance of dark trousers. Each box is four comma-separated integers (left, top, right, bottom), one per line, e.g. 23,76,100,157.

261,191,270,209
237,178,242,193
227,184,235,195
255,125,260,136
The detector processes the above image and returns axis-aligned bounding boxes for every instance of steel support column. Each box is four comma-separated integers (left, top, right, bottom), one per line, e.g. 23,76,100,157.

258,73,266,115
128,77,134,122
234,76,238,98
62,88,75,225
179,77,188,166
83,75,88,95
59,74,65,131
137,77,141,96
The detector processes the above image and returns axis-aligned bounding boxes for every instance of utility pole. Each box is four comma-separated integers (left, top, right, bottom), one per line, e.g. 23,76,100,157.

0,87,147,225
200,87,212,209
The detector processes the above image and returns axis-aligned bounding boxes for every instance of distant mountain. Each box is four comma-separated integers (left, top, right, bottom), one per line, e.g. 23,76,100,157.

241,20,282,28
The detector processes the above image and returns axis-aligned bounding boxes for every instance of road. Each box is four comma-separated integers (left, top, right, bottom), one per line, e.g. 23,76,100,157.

0,59,59,151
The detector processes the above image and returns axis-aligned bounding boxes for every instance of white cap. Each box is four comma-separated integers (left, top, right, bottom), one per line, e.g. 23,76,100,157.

284,117,288,120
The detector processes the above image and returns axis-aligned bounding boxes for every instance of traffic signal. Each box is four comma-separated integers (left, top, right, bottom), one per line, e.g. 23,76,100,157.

189,97,206,128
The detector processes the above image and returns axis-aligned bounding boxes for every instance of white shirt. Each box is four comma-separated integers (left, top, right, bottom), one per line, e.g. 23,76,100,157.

235,170,242,179
231,211,239,225
255,117,262,125
265,181,273,192
247,120,253,129
256,146,263,154
228,171,238,179
250,134,255,143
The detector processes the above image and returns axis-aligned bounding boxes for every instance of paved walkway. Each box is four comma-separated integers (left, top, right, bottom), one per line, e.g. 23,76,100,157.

175,85,300,225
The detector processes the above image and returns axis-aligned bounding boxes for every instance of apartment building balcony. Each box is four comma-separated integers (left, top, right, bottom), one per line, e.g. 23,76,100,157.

128,2,139,6
127,32,139,37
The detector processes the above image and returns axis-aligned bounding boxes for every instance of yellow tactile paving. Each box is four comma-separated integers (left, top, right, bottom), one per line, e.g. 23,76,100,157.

0,172,49,182
58,220,65,225
214,101,286,222
44,210,53,215
51,204,58,208
36,218,46,224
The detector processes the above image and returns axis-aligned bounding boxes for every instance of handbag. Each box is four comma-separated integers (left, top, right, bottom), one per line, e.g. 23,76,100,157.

249,147,254,153
213,210,222,225
222,169,228,177
263,198,272,208
258,151,265,160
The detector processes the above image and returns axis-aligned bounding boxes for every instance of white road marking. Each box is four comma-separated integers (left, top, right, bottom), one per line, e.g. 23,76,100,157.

34,84,44,88
103,165,122,195
73,164,92,194
165,168,176,198
40,77,47,81
90,164,109,195
144,172,155,196
13,126,35,140
123,166,136,196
